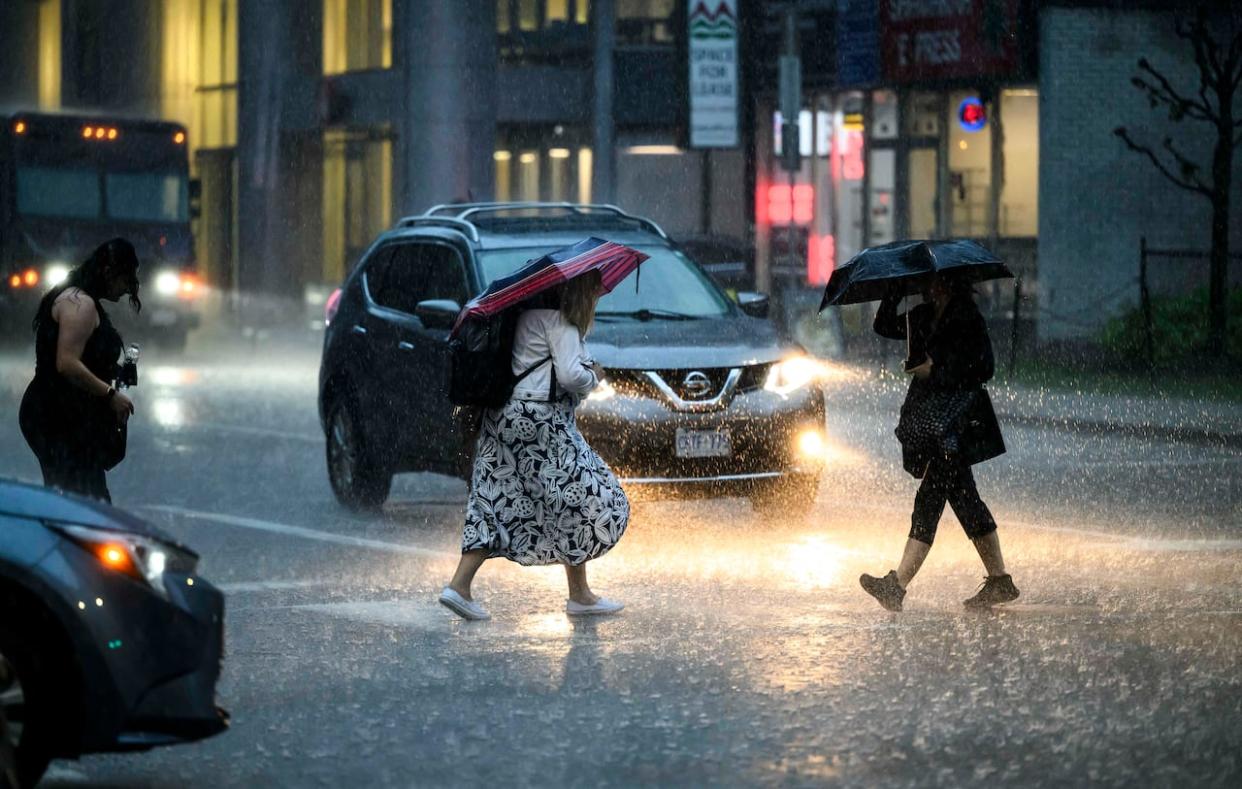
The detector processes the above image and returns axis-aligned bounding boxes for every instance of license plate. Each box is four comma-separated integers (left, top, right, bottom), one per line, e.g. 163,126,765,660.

675,428,732,458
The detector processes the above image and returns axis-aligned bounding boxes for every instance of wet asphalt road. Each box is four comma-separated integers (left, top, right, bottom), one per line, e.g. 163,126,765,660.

1,337,1239,788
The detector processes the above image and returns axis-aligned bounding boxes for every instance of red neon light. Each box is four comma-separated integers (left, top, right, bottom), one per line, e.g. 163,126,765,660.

767,184,814,226
807,234,836,286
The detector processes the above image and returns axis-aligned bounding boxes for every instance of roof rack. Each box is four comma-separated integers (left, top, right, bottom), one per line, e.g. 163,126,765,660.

421,201,670,240
393,216,480,242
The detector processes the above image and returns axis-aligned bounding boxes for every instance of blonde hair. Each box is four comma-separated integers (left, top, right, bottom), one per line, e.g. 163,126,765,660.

560,270,603,338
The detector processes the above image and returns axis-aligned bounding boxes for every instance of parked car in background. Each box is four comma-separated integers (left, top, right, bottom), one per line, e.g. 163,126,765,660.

674,234,754,293
319,202,828,514
0,479,227,787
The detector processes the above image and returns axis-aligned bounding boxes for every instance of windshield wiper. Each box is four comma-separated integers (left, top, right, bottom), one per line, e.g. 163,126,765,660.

595,308,699,322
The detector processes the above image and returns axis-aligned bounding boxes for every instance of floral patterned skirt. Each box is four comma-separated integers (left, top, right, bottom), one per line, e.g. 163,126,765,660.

462,397,629,566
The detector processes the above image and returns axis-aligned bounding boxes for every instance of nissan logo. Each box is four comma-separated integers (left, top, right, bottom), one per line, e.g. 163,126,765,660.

682,371,713,399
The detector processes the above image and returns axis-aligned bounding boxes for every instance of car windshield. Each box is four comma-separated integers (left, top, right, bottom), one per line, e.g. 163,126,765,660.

106,172,190,222
15,167,189,222
16,166,101,219
477,245,732,319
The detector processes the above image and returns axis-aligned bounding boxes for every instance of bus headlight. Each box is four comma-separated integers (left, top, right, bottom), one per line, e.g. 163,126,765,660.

155,270,182,296
45,263,70,287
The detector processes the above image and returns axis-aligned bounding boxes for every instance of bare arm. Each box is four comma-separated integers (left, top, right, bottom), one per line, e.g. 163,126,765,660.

52,291,134,421
53,292,111,397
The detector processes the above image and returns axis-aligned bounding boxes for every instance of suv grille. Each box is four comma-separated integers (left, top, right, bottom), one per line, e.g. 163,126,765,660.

607,363,771,402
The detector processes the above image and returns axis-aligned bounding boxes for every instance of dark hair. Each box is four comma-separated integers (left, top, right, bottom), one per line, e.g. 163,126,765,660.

32,238,141,332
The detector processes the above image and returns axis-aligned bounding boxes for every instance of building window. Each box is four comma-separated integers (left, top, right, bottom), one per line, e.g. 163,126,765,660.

617,0,675,46
37,0,61,109
498,0,591,63
324,0,393,74
323,130,393,283
1000,88,1038,237
494,128,592,203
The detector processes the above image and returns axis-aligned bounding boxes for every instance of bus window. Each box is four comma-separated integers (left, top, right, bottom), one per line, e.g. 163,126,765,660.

17,167,101,219
106,173,189,223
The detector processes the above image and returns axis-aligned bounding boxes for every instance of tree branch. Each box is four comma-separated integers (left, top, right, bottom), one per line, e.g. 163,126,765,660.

1114,127,1212,197
1161,136,1212,191
1133,60,1213,121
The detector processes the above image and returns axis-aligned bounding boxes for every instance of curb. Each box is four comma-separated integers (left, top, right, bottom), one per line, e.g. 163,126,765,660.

996,411,1242,449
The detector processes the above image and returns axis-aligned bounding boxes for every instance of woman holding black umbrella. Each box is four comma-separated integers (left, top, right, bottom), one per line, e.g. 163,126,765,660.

858,272,1018,611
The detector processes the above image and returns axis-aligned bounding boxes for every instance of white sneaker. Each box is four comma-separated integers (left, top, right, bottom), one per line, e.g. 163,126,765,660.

438,587,490,621
566,597,625,616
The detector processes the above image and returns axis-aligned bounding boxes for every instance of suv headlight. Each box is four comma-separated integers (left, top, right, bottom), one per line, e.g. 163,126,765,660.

764,356,823,396
50,523,198,597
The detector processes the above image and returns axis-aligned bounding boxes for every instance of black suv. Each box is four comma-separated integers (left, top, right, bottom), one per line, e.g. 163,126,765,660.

318,203,827,512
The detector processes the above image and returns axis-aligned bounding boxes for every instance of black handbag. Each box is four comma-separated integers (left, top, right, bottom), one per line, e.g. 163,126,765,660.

895,386,976,456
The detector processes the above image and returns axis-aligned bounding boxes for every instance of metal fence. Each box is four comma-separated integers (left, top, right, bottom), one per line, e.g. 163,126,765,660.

1138,236,1242,369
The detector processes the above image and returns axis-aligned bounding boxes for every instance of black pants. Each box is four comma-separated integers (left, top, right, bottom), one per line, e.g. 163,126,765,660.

909,459,995,545
36,450,110,503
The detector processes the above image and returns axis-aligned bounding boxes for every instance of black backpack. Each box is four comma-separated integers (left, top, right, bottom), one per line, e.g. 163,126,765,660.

448,311,554,408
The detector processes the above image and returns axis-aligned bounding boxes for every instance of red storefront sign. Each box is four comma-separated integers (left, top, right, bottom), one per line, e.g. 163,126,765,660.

880,0,1023,84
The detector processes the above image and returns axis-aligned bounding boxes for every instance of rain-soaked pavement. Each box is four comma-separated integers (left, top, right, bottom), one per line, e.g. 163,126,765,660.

1,335,1239,787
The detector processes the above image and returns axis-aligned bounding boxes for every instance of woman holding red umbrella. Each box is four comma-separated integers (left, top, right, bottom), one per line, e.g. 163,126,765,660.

439,270,629,621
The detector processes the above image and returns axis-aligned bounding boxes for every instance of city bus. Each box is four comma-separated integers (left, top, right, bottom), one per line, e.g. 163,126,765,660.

1,110,202,349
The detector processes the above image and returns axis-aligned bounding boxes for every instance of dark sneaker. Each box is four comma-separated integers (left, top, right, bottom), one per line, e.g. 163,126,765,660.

860,570,906,612
964,574,1020,609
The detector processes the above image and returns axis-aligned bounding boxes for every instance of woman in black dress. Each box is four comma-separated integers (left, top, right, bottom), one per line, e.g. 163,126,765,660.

19,239,140,503
859,273,1019,611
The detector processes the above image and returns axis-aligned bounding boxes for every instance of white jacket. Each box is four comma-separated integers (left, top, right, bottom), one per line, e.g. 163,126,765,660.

510,309,598,401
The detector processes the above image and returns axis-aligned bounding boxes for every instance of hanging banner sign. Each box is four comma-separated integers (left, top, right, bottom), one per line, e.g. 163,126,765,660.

688,0,740,148
880,0,1024,84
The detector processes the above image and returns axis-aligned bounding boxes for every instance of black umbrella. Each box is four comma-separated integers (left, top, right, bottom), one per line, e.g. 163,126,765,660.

818,239,1013,310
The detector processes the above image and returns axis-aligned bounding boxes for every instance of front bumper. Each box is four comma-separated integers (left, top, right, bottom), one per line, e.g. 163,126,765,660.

578,383,826,488
36,543,228,755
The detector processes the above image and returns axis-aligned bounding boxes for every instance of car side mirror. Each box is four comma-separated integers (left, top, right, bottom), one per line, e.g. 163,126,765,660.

415,299,461,330
737,291,769,319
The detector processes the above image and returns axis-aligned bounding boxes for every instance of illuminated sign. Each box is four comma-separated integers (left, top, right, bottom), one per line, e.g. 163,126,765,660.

958,97,987,131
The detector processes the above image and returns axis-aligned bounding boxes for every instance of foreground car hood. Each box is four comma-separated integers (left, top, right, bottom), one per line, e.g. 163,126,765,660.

588,316,791,369
0,478,185,548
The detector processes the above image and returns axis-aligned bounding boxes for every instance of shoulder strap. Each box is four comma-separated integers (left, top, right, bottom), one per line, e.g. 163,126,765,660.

513,355,552,384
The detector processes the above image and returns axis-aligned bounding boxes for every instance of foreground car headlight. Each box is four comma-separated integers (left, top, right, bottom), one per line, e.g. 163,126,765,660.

587,378,616,402
51,523,198,597
764,356,823,396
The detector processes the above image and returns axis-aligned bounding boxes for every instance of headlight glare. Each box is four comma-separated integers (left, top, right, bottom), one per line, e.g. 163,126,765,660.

764,356,822,395
45,263,70,287
155,270,181,296
587,378,616,402
52,523,196,595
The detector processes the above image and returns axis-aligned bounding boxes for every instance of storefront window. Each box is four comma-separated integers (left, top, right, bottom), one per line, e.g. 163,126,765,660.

495,130,592,202
323,0,393,74
948,90,991,238
323,130,392,283
1001,88,1039,237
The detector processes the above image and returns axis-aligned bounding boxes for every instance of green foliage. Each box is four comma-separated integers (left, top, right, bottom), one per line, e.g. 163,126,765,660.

1100,287,1242,365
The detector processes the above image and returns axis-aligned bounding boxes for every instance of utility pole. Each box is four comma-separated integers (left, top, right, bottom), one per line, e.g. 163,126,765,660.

777,9,801,331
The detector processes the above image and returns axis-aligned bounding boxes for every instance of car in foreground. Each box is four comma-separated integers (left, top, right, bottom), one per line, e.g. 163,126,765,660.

318,202,828,512
0,479,227,787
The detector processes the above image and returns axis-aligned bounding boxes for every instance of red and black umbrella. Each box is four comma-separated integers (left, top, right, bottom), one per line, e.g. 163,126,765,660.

451,237,649,336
